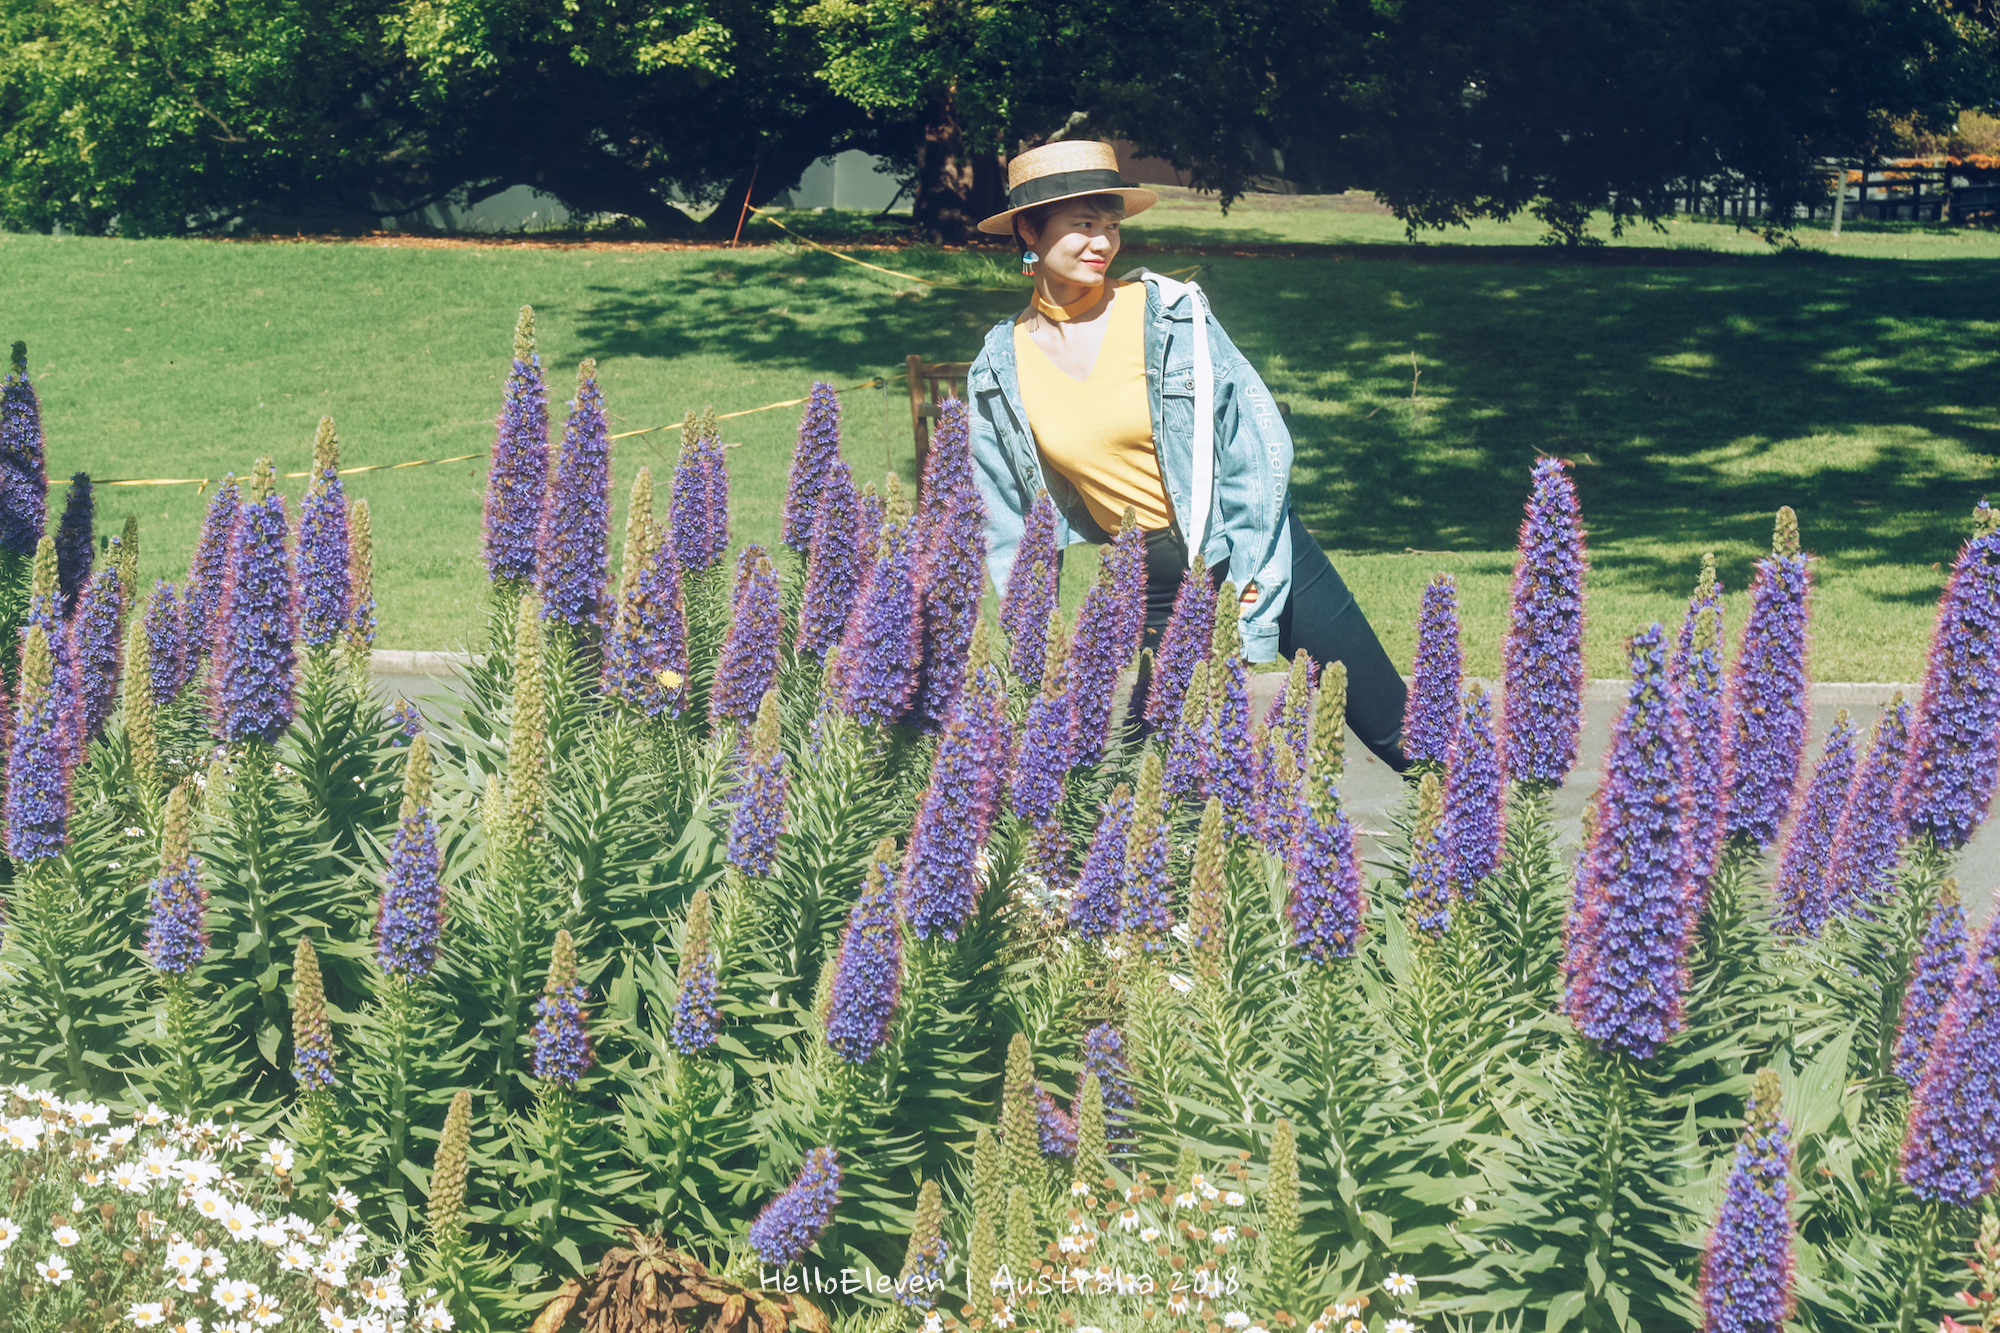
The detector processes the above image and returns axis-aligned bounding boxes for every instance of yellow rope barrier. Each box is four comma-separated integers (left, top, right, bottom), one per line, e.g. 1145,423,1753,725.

745,207,1024,291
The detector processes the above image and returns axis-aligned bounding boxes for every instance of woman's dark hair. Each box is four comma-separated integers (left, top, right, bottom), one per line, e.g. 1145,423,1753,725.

1012,193,1127,249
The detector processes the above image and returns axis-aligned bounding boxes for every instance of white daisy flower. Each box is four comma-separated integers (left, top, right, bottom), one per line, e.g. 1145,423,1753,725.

1224,1312,1252,1328
1384,1322,1416,1333
130,1302,168,1327
36,1252,73,1284
1222,1191,1245,1207
211,1278,252,1313
1383,1272,1418,1297
0,1217,18,1250
53,1225,80,1247
1139,1226,1161,1242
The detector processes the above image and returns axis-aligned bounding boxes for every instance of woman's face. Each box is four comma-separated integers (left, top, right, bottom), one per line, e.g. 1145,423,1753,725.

1023,204,1122,286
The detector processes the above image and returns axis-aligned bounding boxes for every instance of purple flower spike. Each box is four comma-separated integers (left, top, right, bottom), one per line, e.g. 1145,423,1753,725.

1825,696,1913,918
1901,915,2000,1203
783,382,841,551
1080,1024,1138,1144
1068,536,1147,765
1564,623,1694,1061
1893,883,1968,1089
837,518,924,727
671,891,721,1056
211,464,298,745
68,567,124,743
1288,770,1368,964
1697,1069,1796,1333
1405,773,1453,936
376,735,446,979
710,546,782,732
483,308,550,584
1146,564,1217,736
1011,686,1076,827
1772,714,1859,937
796,458,862,655
1444,683,1505,897
826,838,905,1064
1501,459,1588,787
145,786,206,974
670,420,731,574
530,929,594,1087
602,539,690,719
904,707,1002,942
536,361,614,629
750,1147,842,1265
1002,493,1062,690
297,419,352,649
0,343,47,557
1404,574,1463,766
1205,658,1258,839
1124,756,1175,949
185,475,241,659
145,582,189,705
1036,1087,1078,1159
52,473,93,618
1897,503,2000,853
1675,567,1731,894
1163,660,1210,805
1070,786,1134,939
912,428,988,729
6,627,70,863
727,692,788,878
1722,510,1813,848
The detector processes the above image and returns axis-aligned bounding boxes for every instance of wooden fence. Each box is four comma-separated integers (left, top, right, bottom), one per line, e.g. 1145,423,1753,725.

1673,160,2000,226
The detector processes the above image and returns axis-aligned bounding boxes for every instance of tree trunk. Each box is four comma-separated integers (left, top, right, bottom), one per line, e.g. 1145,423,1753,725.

913,92,979,243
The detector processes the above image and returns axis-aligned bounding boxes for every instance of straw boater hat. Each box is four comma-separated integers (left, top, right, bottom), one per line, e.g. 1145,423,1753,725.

976,140,1159,236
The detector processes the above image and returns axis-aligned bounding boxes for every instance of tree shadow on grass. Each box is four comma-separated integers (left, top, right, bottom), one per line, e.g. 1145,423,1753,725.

574,247,2000,604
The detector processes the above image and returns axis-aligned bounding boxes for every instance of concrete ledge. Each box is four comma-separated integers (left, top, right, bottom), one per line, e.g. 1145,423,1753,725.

369,650,480,678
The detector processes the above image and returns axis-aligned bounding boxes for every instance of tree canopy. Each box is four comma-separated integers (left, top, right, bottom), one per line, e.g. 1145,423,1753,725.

0,0,1991,242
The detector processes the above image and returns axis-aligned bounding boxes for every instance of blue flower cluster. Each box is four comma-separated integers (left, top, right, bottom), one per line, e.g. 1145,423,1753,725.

1696,1070,1795,1333
1723,515,1812,848
825,840,905,1064
1405,573,1462,766
212,468,298,744
1897,508,2000,852
1501,458,1587,787
1901,917,2000,1203
782,381,841,551
1070,788,1133,939
1772,715,1857,936
483,315,550,583
749,1146,842,1265
1444,683,1505,895
795,457,861,656
1893,887,1967,1089
1001,493,1062,690
536,365,614,628
1287,771,1366,963
710,547,782,731
1826,696,1913,917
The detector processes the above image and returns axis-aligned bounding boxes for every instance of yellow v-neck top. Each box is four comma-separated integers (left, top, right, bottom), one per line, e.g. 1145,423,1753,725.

1013,283,1175,533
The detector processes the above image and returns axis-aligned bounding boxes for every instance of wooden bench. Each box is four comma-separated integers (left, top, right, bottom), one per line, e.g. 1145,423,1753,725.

906,355,972,480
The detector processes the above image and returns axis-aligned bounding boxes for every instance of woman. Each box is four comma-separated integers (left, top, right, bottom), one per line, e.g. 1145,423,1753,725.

966,140,1410,771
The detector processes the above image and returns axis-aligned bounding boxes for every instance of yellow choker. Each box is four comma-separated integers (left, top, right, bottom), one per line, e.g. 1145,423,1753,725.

1031,283,1110,323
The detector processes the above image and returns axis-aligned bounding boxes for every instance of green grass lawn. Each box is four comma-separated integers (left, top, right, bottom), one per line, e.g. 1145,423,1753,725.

3,193,1996,679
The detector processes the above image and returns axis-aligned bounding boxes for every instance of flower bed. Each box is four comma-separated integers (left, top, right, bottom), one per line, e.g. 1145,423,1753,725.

1,317,1998,1333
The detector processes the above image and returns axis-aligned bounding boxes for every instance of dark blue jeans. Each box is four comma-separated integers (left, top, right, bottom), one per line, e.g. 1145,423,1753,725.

1140,510,1410,772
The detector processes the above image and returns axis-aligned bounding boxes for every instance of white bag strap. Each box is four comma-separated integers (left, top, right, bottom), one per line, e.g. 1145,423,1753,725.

1184,280,1215,568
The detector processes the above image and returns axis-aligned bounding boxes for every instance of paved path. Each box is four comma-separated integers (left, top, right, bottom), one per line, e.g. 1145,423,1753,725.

367,652,1995,925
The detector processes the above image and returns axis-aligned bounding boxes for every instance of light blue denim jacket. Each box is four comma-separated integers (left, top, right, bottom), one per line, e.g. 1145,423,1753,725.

967,270,1294,662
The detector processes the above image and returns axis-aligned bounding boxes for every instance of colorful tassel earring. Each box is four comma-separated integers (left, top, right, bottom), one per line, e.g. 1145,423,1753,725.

1021,250,1039,276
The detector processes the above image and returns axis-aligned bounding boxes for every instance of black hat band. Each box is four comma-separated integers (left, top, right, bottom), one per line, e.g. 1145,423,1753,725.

1007,168,1127,211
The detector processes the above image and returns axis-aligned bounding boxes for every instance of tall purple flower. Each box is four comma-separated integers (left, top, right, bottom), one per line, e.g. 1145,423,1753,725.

1772,714,1858,937
1205,657,1258,838
211,462,297,745
68,566,123,743
1722,509,1813,848
826,837,905,1064
671,890,721,1056
1501,458,1588,787
782,381,841,551
0,343,47,558
535,361,614,629
6,626,69,863
1901,916,2000,1203
1002,493,1062,690
837,517,923,726
1404,573,1463,766
1070,785,1133,939
1079,1024,1138,1148
1897,503,2000,853
1697,1069,1795,1333
1124,754,1174,949
727,691,788,878
1011,641,1075,826
1068,538,1146,765
1145,564,1217,736
297,417,352,649
750,1147,842,1264
530,929,594,1086
144,785,206,973
1825,695,1913,917
1564,623,1693,1060
912,416,988,730
796,458,862,655
1163,659,1211,805
1288,771,1368,964
1405,772,1453,936
602,539,690,719
377,734,446,979
904,705,1002,941
144,582,189,705
670,419,731,573
709,546,782,731
1893,883,1968,1089
483,307,550,584
1676,569,1731,893
52,473,93,618
184,474,240,657
1035,1088,1078,1158
1444,682,1505,896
